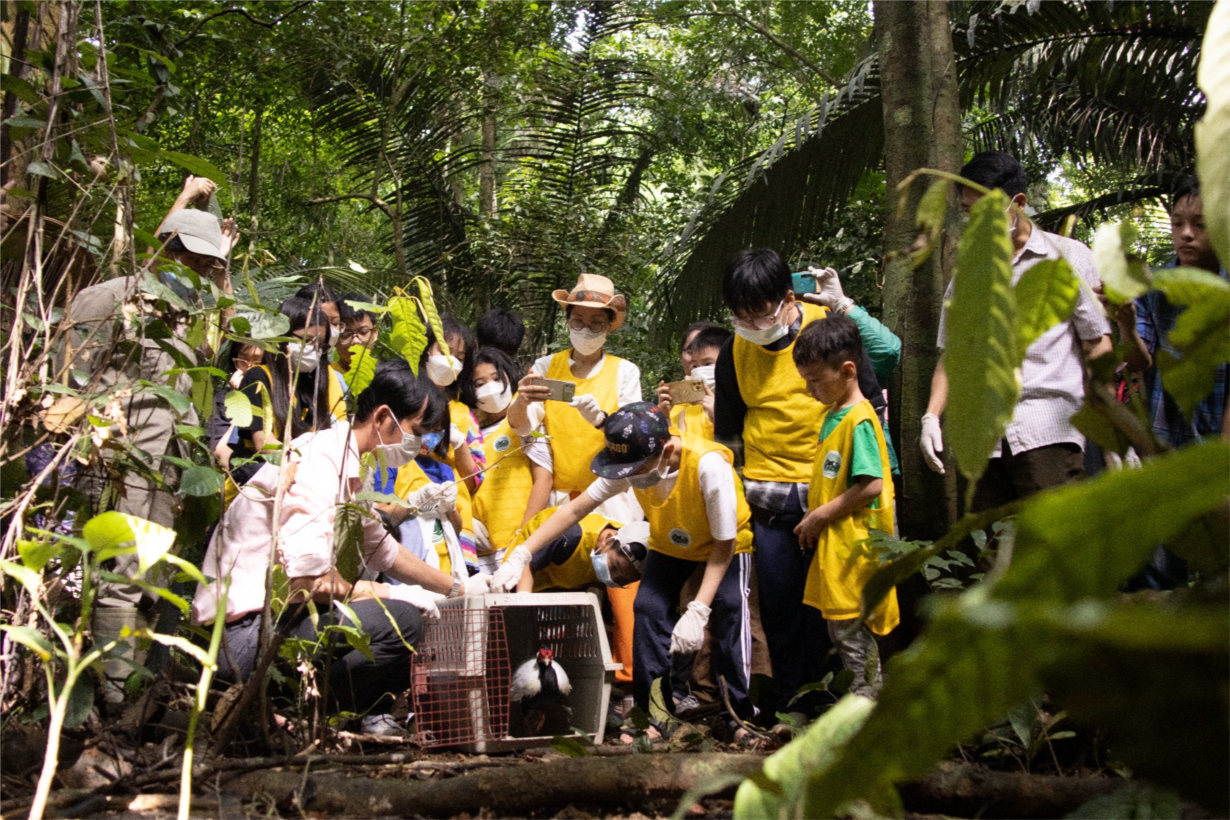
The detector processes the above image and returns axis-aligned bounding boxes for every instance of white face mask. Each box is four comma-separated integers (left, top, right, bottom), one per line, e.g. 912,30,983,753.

590,549,619,587
570,327,607,356
626,451,667,489
329,325,341,348
425,353,462,387
375,413,421,468
733,302,790,347
690,364,716,389
475,380,512,414
286,341,321,374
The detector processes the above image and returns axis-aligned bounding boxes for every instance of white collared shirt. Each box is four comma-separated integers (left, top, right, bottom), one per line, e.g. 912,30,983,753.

191,422,401,624
937,227,1111,456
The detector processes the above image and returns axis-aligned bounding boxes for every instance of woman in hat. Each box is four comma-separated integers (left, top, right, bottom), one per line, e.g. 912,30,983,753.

506,273,644,694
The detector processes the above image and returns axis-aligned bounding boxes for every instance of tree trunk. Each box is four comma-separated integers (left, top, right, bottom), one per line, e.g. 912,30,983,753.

875,0,962,539
479,70,498,219
247,105,264,240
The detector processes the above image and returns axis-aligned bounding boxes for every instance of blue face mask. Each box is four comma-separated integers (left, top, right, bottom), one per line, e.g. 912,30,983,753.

422,431,444,452
590,549,619,588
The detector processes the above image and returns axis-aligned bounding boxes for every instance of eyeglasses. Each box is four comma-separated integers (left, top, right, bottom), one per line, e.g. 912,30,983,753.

340,326,375,343
731,301,784,331
567,316,611,333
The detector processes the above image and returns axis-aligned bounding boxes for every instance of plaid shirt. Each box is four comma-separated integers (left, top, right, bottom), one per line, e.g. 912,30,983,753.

938,228,1111,457
1134,258,1229,447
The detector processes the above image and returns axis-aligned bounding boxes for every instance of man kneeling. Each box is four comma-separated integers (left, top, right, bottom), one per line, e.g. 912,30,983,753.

192,361,489,735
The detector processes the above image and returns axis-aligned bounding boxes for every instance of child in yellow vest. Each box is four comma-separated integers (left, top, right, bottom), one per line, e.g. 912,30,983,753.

656,324,731,441
503,508,646,592
493,403,758,726
792,316,897,697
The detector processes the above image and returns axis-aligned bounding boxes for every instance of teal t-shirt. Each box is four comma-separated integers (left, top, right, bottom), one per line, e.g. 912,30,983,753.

819,405,884,483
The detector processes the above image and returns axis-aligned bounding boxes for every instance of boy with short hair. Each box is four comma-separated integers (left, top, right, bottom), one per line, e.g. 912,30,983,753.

792,315,898,697
657,325,731,441
334,292,380,378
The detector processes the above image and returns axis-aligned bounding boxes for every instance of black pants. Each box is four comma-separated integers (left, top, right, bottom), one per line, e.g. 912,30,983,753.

751,492,837,707
217,598,423,715
632,551,754,718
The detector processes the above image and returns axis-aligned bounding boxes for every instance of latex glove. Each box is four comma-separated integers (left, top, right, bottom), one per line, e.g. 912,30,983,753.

436,481,458,514
670,601,711,655
810,266,855,315
449,423,467,451
569,394,605,427
461,574,491,597
490,545,532,592
386,584,444,619
920,413,945,474
405,483,449,516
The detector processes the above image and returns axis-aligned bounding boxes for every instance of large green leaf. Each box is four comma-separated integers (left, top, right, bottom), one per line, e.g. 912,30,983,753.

179,464,224,498
344,345,377,394
224,390,254,427
1092,221,1151,303
388,294,428,375
943,189,1017,484
1012,258,1079,354
82,512,176,575
1151,267,1230,419
1196,0,1230,265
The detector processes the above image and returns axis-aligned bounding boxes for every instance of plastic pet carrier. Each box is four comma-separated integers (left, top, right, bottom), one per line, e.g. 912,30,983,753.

409,592,620,752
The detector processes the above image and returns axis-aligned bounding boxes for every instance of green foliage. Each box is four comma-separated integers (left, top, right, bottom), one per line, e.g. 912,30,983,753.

343,345,377,394
1013,259,1079,354
1092,222,1151,303
387,292,428,374
943,189,1018,484
1195,0,1230,266
1150,266,1230,419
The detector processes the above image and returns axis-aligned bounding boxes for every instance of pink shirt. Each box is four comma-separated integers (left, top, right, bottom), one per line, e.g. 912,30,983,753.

191,423,401,624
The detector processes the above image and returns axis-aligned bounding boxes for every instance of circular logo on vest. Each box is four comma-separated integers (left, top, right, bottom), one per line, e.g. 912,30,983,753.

822,450,843,480
493,435,512,454
668,528,692,548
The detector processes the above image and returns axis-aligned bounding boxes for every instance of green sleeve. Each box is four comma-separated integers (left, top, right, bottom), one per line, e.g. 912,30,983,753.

849,305,902,384
849,419,885,481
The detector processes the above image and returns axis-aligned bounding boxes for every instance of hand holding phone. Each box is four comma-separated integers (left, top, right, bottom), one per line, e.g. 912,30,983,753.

537,377,576,403
666,378,707,405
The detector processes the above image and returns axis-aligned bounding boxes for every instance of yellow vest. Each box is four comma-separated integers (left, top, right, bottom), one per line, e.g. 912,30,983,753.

633,431,753,562
803,400,898,635
507,506,622,591
670,402,714,441
444,400,476,472
733,301,830,483
543,350,623,493
393,459,475,574
472,413,535,554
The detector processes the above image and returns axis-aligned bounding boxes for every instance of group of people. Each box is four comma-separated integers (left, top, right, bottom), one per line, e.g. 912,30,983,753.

65,151,1225,741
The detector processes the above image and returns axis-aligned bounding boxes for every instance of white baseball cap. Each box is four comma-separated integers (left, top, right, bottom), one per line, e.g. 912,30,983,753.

156,209,225,261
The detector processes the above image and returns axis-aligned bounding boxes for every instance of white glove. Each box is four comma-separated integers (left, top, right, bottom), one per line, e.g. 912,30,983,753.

461,574,491,597
670,601,711,655
810,266,855,314
569,394,605,427
490,545,532,592
436,481,458,514
920,413,945,474
386,584,445,619
405,483,451,516
449,423,467,451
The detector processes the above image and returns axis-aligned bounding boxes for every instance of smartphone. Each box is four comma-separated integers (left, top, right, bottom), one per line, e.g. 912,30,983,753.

791,271,817,295
667,378,707,405
538,377,576,403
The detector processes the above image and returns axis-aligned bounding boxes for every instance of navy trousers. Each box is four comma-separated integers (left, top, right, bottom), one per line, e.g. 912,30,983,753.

632,550,754,718
751,492,837,706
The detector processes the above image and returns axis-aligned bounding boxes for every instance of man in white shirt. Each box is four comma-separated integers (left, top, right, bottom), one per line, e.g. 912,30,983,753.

920,152,1112,509
193,362,489,734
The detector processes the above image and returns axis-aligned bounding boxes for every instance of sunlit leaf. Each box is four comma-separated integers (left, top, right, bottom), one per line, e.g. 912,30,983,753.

1012,259,1079,354
224,390,254,427
1092,222,1150,303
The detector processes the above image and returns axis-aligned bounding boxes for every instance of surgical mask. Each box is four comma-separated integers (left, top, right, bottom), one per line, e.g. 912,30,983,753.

422,431,444,452
626,452,666,489
733,320,788,347
286,341,320,374
570,327,607,356
590,549,619,588
690,364,716,389
426,353,462,387
476,380,512,414
375,416,421,468
329,325,341,348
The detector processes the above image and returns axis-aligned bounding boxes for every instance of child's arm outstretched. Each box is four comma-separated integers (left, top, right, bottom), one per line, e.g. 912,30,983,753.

794,476,882,550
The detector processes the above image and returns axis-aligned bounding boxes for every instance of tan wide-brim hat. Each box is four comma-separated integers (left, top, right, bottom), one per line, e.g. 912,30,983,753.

552,273,627,331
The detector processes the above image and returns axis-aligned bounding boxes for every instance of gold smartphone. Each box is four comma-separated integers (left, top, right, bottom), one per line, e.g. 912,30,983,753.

666,378,707,404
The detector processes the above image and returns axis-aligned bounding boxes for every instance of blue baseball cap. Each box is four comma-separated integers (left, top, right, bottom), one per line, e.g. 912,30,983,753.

590,401,671,479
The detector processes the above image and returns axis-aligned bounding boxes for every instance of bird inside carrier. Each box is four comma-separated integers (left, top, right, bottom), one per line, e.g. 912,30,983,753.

409,592,620,752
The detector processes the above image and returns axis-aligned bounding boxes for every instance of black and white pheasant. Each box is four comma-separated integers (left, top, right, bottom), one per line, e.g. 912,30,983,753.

510,646,572,735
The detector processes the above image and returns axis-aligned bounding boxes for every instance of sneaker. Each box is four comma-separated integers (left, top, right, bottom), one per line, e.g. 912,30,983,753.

674,693,721,720
359,713,405,737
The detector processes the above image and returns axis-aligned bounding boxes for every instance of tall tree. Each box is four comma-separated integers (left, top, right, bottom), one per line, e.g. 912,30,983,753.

874,0,962,536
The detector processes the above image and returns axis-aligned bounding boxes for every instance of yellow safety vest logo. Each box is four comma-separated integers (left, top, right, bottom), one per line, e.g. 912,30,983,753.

669,527,692,548
822,450,842,480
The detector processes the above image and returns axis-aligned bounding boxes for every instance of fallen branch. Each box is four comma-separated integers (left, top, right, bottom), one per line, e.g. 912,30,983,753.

233,752,767,818
899,761,1122,819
